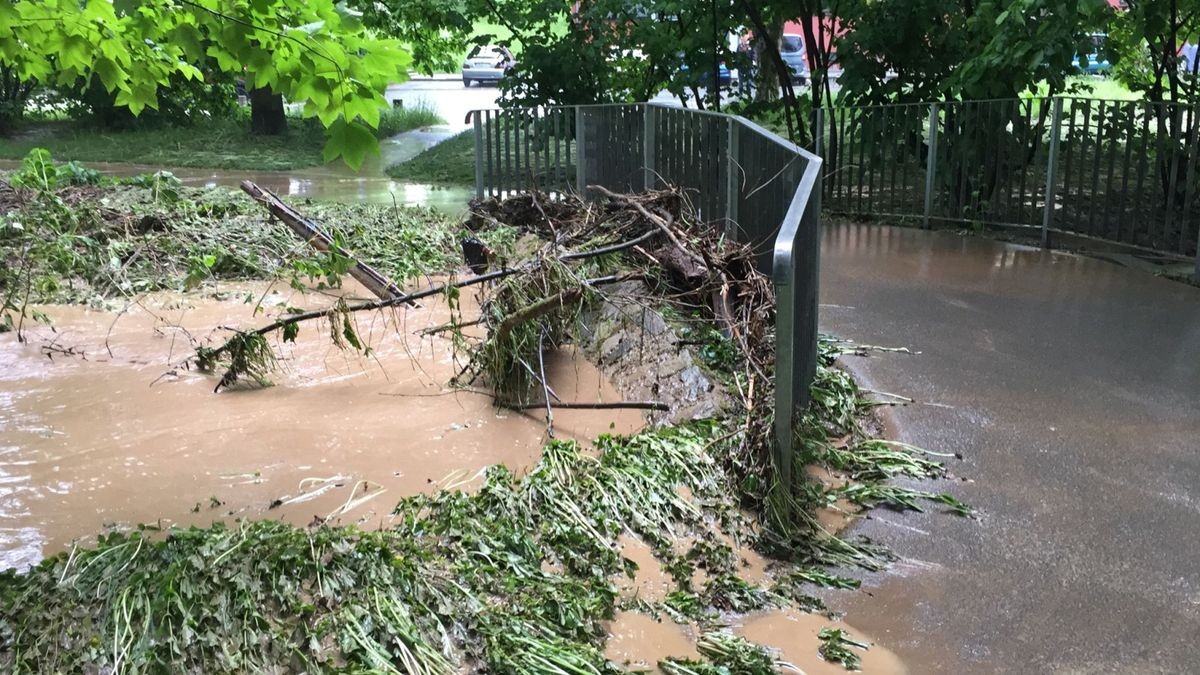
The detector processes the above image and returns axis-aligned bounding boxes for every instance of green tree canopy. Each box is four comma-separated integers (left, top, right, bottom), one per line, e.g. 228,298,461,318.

836,0,1110,105
0,0,411,167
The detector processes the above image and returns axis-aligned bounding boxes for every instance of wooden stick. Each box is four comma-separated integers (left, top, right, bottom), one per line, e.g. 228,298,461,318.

509,400,670,412
589,185,705,268
537,327,554,438
240,180,413,304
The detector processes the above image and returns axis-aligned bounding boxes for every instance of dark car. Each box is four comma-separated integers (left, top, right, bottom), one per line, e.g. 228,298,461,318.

780,33,809,84
1073,33,1111,75
679,59,732,89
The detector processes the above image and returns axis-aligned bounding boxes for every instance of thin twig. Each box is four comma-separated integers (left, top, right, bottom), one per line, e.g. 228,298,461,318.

507,400,670,412
537,327,554,439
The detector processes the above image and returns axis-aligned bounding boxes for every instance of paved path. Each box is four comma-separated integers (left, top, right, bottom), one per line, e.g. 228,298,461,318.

820,223,1200,673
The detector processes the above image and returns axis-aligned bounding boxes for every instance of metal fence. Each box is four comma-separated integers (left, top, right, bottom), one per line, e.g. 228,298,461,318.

466,103,824,488
818,97,1200,279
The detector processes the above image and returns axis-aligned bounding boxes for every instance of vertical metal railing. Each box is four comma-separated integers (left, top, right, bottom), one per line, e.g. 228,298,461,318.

814,96,1200,279
468,102,824,497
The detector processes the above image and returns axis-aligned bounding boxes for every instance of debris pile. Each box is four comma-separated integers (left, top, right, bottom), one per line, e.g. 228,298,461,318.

201,185,784,490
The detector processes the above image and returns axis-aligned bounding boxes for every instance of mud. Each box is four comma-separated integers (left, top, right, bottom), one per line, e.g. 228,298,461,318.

807,465,860,534
603,611,699,671
603,605,905,674
735,608,906,674
0,281,641,570
614,534,676,603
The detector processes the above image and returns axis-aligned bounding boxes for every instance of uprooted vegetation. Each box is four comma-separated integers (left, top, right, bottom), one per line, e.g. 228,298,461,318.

0,149,458,334
0,159,971,672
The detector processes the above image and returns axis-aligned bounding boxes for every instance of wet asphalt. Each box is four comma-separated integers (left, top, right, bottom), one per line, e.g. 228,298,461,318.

819,223,1200,673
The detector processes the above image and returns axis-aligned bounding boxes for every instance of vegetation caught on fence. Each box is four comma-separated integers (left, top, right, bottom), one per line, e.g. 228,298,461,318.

1,157,970,672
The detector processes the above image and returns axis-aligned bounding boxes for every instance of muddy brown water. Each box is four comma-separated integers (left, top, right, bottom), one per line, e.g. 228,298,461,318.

603,599,906,674
0,281,642,570
3,278,904,672
0,143,475,214
608,531,905,674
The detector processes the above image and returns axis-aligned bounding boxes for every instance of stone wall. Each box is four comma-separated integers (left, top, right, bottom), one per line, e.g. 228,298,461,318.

576,281,731,426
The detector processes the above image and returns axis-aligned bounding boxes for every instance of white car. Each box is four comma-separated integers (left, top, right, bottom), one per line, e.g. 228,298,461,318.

462,45,515,87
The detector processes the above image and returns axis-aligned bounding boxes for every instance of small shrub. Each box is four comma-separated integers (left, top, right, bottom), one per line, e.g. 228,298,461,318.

375,100,445,138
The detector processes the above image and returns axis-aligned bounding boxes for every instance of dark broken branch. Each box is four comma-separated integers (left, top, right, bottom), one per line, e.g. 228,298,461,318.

240,180,412,304
493,287,584,347
509,400,670,412
589,185,705,268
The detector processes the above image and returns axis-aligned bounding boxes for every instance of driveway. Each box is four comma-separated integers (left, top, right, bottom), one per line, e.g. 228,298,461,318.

820,223,1200,673
385,78,735,131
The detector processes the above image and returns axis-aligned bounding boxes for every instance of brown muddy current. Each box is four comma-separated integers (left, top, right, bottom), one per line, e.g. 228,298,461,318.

0,281,641,570
2,280,904,673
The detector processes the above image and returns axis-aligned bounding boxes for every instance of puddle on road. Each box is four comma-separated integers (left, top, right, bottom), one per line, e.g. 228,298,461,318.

604,611,700,672
603,606,905,674
735,608,906,674
0,281,642,570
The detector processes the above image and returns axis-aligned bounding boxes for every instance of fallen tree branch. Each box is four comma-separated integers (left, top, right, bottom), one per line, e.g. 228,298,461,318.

493,287,584,347
195,231,654,365
589,185,705,268
509,400,670,412
537,328,554,438
240,181,412,304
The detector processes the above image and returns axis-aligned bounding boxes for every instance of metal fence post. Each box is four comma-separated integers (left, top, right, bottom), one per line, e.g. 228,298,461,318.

643,105,656,191
923,103,940,229
1194,235,1200,284
1042,97,1063,249
472,111,485,200
575,107,587,197
725,117,740,240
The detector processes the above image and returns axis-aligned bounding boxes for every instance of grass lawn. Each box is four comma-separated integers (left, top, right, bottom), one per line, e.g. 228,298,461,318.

385,128,476,186
0,119,327,171
0,105,447,172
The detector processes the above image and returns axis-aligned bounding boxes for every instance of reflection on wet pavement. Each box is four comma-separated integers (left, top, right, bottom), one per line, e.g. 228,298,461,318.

821,223,1200,673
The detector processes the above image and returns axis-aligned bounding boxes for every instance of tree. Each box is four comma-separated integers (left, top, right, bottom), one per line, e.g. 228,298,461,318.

836,0,1107,104
1107,0,1200,214
0,0,410,167
356,0,477,74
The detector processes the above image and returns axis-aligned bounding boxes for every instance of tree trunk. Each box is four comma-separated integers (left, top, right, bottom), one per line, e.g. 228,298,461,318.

249,87,286,135
752,23,781,103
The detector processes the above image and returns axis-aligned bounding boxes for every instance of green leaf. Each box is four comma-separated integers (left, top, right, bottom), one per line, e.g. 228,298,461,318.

322,119,379,169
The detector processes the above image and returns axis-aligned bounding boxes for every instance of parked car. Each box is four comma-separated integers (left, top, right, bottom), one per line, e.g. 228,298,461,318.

780,33,809,85
462,45,515,87
679,59,732,89
1073,33,1111,75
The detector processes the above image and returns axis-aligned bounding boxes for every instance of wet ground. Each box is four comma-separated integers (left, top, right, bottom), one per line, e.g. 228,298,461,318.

605,532,906,674
820,223,1200,673
1,278,906,673
0,281,642,570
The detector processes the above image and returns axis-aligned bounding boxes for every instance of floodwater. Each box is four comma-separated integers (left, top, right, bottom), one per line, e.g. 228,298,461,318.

608,531,904,673
0,127,475,213
0,281,642,570
821,223,1200,672
603,605,905,674
735,608,906,674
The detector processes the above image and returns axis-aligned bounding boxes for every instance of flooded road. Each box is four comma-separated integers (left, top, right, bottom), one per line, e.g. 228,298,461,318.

821,223,1200,673
0,282,641,570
